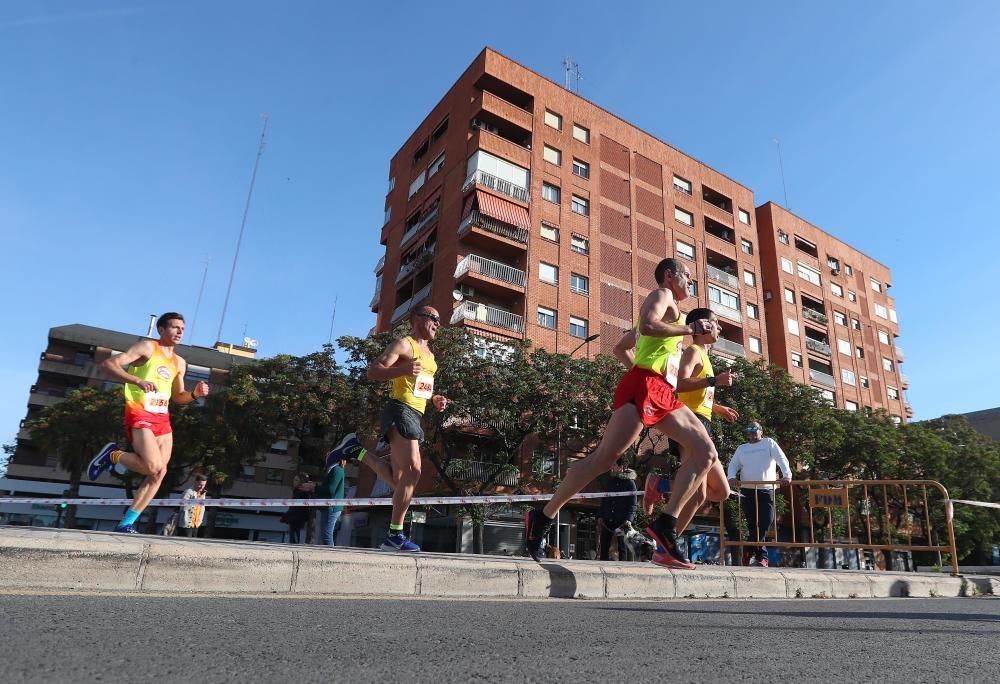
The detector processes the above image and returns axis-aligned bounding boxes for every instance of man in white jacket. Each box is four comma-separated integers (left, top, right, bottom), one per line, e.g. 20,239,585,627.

178,474,208,537
727,422,791,567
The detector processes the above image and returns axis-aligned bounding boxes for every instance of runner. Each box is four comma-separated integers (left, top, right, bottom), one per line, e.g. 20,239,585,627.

524,258,718,569
87,312,208,533
327,305,448,552
643,308,738,536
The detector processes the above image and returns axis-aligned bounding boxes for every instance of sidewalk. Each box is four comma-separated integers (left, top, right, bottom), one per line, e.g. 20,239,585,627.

1,526,996,600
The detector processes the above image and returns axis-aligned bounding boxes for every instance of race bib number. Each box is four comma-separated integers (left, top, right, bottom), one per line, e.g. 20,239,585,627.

665,352,681,388
703,386,715,412
143,391,170,414
413,373,434,399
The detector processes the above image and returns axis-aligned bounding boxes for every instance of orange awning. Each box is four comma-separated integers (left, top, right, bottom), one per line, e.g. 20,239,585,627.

476,190,529,230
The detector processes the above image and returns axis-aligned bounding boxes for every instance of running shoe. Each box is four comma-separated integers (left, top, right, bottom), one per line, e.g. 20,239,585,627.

524,508,554,562
326,433,366,468
642,472,668,515
88,442,118,481
645,518,692,569
113,523,139,534
651,547,695,570
380,532,420,552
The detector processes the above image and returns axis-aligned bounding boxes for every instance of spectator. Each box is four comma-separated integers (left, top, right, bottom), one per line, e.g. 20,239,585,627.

177,474,208,537
316,449,347,546
598,459,638,561
283,473,314,544
727,422,792,567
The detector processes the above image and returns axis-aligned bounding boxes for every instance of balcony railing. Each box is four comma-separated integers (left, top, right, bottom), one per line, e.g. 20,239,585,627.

805,338,832,357
390,283,433,322
369,288,381,309
444,458,519,488
458,210,529,245
374,255,385,273
455,254,526,288
450,301,524,334
802,308,828,326
463,169,530,203
712,337,746,358
396,244,436,284
709,301,742,323
895,345,905,362
391,297,413,322
808,368,836,388
706,264,739,289
400,206,440,249
900,373,910,388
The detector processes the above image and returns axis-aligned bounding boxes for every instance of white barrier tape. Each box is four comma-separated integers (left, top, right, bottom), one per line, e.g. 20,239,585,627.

0,491,635,508
950,499,1000,510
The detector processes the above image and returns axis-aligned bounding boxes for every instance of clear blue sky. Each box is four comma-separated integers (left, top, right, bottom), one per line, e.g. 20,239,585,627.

2,0,998,447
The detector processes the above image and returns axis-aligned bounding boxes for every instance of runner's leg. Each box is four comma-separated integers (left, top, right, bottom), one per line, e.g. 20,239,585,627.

388,427,421,527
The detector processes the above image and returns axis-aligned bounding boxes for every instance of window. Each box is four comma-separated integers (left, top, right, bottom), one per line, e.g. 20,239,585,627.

778,229,789,245
673,175,692,195
544,110,562,130
856,346,865,359
539,262,558,284
537,306,556,329
781,257,794,274
572,158,590,179
571,195,590,216
540,223,559,242
570,273,589,295
887,386,900,400
688,280,698,296
842,369,856,385
889,308,898,323
569,316,588,338
834,311,846,326
543,145,561,165
238,465,256,482
431,117,449,142
874,303,888,319
830,282,843,297
788,318,800,336
266,468,285,484
891,415,902,425
845,400,858,412
848,290,857,302
572,124,590,143
743,270,756,287
542,182,561,203
466,150,529,192
820,389,835,404
749,336,762,354
674,207,693,226
408,170,426,199
784,287,795,304
838,339,851,355
871,278,882,292
741,239,754,255
427,152,445,179
845,264,853,276
387,176,396,193
851,318,861,330
860,375,869,388
708,285,739,309
827,256,840,271
878,330,890,345
797,262,821,286
791,352,803,368
747,303,759,319
882,357,894,372
384,205,392,225
738,208,751,225
676,240,695,261
571,234,589,254
794,235,819,258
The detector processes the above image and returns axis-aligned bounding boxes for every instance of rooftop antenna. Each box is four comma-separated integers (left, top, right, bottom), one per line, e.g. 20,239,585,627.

327,295,338,345
146,314,157,337
773,138,789,209
217,113,268,344
573,63,583,94
563,56,577,90
188,259,209,345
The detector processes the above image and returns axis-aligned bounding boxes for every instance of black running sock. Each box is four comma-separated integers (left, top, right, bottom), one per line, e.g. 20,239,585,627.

656,513,678,535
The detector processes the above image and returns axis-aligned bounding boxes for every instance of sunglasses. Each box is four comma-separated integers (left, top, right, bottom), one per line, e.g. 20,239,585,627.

417,313,440,323
745,425,762,432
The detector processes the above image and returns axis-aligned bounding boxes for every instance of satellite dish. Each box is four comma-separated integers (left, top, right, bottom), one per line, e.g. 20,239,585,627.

452,289,464,302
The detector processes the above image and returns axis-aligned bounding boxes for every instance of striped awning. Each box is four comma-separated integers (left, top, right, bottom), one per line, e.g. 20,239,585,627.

476,190,529,230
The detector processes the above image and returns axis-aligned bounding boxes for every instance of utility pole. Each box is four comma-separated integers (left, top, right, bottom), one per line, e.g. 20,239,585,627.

327,295,338,345
217,114,268,344
189,259,209,345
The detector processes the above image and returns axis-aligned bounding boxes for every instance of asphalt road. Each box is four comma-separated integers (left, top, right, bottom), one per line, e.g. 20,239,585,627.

2,593,998,683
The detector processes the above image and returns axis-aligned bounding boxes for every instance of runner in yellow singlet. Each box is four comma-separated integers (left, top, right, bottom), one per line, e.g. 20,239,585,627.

87,312,209,533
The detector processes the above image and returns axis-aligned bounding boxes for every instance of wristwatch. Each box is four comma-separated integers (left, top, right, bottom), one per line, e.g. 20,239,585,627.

706,376,717,388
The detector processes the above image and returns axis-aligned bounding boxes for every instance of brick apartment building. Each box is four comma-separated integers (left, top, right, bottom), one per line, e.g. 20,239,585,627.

756,203,910,421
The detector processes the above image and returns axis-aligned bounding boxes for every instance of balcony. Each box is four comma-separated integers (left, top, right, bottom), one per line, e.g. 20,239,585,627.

712,337,745,358
709,301,742,323
455,254,526,291
895,345,905,362
463,169,529,204
29,390,67,407
451,301,524,334
369,288,381,310
459,210,529,247
808,369,836,388
805,338,832,357
400,205,439,249
444,458,519,488
802,308,828,326
904,402,914,416
476,90,533,132
706,264,739,290
396,244,435,284
900,373,910,389
390,283,432,323
374,255,385,274
469,127,531,169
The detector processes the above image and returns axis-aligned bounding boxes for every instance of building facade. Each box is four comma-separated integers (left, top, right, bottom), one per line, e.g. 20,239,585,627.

755,203,909,421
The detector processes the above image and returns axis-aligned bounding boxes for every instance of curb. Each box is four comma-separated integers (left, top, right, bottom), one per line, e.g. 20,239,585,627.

1,528,997,599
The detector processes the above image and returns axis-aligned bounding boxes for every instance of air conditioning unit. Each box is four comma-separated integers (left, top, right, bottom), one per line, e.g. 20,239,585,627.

763,290,773,302
471,118,484,129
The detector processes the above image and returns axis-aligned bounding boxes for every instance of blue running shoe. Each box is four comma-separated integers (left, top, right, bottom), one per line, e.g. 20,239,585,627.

88,442,118,481
326,433,366,469
380,532,420,552
113,523,139,534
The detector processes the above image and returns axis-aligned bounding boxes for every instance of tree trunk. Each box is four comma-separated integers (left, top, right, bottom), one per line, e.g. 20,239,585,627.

65,465,82,529
473,521,485,554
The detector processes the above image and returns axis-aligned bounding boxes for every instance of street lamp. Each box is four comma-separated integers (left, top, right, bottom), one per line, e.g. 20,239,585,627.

569,333,600,357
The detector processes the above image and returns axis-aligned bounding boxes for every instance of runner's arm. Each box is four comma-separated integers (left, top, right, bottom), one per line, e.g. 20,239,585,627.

674,347,704,392
99,340,156,390
613,329,637,367
171,356,207,404
637,289,694,338
367,338,416,381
